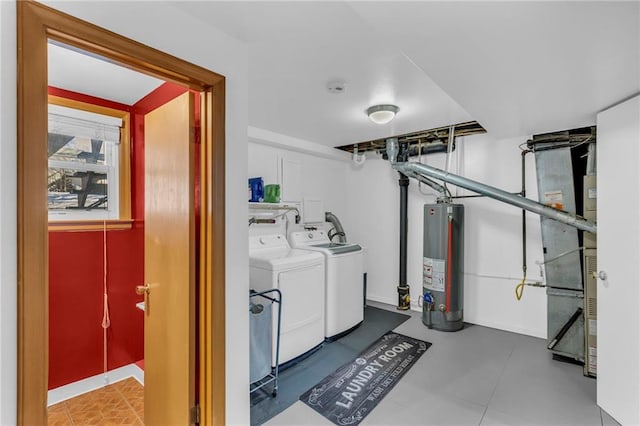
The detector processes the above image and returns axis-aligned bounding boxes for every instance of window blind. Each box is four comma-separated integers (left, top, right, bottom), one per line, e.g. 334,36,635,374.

48,104,122,144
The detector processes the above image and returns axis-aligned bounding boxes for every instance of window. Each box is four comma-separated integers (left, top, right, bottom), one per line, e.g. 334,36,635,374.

48,96,131,225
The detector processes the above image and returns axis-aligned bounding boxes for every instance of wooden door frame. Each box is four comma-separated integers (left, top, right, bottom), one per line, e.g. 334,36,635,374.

17,1,226,424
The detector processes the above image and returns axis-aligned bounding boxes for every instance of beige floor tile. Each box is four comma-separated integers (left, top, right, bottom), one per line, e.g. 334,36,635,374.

49,375,145,425
47,410,73,426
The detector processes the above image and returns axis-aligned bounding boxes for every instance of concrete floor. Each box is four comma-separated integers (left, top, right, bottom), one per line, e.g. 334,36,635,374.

266,301,619,426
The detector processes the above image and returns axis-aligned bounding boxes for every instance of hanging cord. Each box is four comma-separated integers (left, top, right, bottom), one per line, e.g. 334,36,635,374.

102,221,111,384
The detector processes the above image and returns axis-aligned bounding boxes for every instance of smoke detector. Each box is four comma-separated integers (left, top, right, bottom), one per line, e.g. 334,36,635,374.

326,80,346,94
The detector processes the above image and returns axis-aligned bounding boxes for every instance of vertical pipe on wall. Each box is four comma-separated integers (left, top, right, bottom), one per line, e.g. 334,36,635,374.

516,149,529,300
397,172,410,310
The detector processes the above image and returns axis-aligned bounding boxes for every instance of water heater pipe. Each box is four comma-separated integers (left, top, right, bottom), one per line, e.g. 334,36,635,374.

403,169,450,202
388,151,596,234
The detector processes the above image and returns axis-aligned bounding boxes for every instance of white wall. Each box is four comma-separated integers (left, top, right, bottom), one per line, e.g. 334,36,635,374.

247,129,547,338
248,131,353,234
0,1,18,423
346,134,548,338
1,2,250,424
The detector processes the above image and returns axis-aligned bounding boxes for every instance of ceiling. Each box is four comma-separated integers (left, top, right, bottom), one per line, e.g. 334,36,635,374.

49,1,639,148
48,42,164,106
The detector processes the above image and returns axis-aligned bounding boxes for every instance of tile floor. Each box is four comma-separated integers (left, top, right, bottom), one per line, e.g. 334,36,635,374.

267,301,620,426
48,377,143,425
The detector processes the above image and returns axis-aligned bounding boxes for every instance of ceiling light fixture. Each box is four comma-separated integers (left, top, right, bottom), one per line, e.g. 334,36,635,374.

366,104,399,125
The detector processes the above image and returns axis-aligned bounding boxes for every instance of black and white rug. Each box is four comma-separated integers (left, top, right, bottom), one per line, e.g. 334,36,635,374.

300,332,431,425
249,306,411,426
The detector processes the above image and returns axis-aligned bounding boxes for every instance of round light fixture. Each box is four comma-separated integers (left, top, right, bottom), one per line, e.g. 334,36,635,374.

366,104,399,125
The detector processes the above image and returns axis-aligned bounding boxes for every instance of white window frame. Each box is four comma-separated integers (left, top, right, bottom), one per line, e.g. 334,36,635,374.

47,143,120,221
47,95,131,226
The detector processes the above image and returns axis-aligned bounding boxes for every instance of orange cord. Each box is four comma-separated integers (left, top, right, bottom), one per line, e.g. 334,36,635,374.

102,222,111,379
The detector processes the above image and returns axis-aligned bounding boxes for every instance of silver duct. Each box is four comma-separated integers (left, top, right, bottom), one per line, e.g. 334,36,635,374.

386,137,399,163
586,143,597,176
386,142,596,234
325,211,347,243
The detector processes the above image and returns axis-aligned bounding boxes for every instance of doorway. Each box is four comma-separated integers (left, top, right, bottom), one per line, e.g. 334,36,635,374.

17,2,226,424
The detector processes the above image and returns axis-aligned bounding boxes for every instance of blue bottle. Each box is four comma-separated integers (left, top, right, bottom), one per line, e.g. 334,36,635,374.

248,177,264,202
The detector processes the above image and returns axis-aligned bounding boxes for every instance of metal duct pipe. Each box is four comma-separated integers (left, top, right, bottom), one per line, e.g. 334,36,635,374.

325,211,347,243
387,137,399,163
586,143,596,176
398,173,411,310
389,160,596,234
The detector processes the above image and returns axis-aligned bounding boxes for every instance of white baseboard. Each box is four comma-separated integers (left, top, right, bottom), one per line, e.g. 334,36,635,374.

368,294,422,313
465,317,546,339
366,294,395,307
367,294,545,338
48,363,144,406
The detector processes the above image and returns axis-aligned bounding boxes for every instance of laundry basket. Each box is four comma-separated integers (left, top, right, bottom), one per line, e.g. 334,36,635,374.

249,301,272,384
249,289,281,397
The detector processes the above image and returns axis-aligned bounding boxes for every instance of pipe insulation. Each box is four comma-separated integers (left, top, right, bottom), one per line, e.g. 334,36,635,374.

390,159,596,234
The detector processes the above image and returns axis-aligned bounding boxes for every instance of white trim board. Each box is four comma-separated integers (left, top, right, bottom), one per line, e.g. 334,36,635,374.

249,126,352,163
47,363,144,406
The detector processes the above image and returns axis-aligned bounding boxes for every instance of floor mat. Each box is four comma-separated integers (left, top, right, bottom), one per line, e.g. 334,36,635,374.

249,305,410,426
300,332,431,425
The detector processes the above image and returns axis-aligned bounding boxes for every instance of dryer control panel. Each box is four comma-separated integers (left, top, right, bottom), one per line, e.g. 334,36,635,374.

249,234,290,251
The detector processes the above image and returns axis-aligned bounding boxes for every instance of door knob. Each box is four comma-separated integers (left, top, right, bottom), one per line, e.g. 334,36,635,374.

592,271,608,280
136,284,150,295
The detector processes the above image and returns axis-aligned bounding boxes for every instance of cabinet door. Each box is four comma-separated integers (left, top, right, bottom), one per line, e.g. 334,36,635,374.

596,95,640,424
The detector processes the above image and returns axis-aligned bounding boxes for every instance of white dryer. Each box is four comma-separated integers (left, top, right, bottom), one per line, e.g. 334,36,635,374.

289,230,364,340
249,234,325,366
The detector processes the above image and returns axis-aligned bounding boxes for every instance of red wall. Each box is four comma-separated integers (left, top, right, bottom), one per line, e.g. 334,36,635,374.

48,83,187,389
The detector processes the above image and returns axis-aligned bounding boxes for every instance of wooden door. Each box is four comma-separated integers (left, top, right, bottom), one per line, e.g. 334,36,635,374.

596,94,640,424
144,92,196,424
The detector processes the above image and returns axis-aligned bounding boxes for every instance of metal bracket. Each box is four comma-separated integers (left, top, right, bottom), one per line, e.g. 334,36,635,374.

190,404,200,425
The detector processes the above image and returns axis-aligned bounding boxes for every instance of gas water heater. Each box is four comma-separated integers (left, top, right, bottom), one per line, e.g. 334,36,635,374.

422,203,464,332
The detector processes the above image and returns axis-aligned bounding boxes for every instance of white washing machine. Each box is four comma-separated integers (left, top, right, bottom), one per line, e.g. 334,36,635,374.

289,230,364,340
249,234,325,366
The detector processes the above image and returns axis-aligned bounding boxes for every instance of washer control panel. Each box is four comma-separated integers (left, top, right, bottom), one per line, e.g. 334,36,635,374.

290,230,330,246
